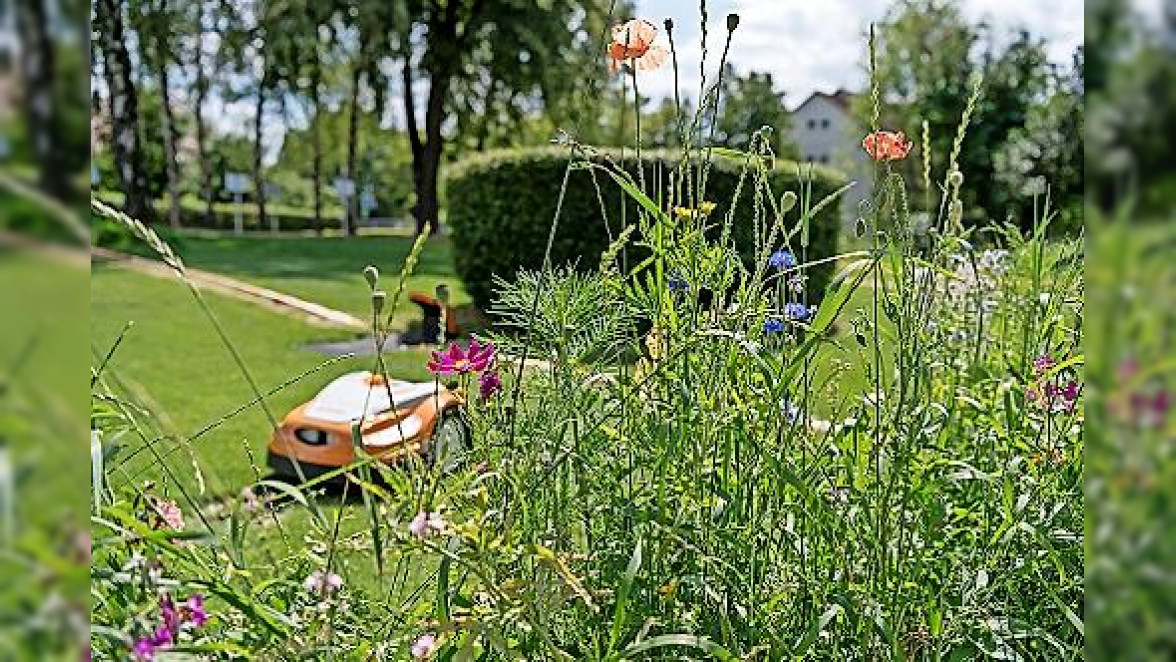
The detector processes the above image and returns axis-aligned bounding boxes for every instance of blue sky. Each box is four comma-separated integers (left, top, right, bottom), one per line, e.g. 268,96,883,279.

634,0,1084,108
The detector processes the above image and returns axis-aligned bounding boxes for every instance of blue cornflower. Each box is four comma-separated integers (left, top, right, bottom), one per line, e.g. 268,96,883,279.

780,399,803,424
768,249,796,270
667,272,689,292
763,318,785,334
784,302,815,322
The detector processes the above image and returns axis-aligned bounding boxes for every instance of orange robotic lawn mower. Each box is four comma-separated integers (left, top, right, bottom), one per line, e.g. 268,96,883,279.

266,370,469,480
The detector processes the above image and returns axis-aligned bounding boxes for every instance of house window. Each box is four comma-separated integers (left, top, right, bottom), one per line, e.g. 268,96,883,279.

821,118,830,129
806,154,815,162
807,119,816,130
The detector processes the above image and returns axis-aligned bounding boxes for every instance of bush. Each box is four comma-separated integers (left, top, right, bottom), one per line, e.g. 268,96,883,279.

446,147,846,311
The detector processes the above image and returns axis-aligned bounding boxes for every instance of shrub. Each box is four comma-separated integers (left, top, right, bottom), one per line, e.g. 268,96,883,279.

446,147,846,311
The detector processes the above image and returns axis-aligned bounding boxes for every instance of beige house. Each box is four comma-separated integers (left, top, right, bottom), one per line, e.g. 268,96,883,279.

788,89,872,227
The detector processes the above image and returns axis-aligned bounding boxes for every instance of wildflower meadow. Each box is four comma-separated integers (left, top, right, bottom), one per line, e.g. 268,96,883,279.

84,8,1085,662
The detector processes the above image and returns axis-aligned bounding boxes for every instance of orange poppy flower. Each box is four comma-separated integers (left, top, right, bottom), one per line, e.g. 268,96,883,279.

607,19,668,74
862,130,913,161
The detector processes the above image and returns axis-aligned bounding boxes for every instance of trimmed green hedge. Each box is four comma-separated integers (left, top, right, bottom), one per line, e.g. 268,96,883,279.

446,147,845,310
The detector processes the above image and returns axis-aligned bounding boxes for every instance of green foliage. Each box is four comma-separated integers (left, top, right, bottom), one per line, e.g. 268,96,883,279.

868,0,1080,231
1086,208,1176,660
446,147,844,310
714,66,798,159
273,110,415,216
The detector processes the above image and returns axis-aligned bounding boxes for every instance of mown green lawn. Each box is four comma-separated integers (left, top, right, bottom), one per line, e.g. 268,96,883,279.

169,234,470,330
91,263,438,498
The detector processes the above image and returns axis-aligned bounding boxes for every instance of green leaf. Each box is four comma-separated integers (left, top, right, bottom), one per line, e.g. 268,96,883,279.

608,538,643,654
614,634,737,661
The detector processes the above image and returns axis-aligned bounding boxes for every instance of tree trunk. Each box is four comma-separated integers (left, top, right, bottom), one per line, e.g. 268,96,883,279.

15,0,68,199
194,19,214,226
344,64,362,237
402,58,425,234
157,61,183,228
95,0,151,221
310,66,323,235
252,77,268,231
417,67,450,236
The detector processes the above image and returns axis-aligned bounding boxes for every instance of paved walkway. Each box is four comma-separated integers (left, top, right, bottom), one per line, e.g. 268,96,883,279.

91,246,369,330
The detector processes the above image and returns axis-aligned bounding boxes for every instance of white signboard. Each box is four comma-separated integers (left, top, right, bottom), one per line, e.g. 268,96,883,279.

225,172,250,194
333,176,355,198
360,188,377,214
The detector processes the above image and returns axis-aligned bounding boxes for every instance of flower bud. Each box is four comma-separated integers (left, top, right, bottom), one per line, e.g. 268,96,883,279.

780,191,798,213
362,265,379,289
664,17,674,32
371,290,387,315
435,283,451,304
726,13,740,31
854,217,867,238
948,169,964,188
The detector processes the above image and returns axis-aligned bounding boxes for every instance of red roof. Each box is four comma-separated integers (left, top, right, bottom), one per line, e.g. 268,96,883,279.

795,89,856,113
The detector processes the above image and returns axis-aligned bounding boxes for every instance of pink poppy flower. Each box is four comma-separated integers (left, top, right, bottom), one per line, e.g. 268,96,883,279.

607,19,668,74
863,130,913,161
427,339,496,376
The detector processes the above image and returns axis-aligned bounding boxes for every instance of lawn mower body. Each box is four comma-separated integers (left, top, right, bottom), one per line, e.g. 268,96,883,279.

266,371,465,480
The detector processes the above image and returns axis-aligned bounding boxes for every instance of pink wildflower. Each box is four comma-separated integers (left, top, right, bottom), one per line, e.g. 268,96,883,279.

240,486,260,511
1033,354,1056,374
183,595,208,627
304,570,343,596
153,500,184,530
411,633,439,659
409,511,445,538
428,339,496,376
479,371,503,399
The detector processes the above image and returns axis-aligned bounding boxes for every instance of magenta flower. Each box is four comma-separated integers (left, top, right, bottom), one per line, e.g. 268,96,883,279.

409,511,445,538
184,595,208,627
428,339,496,376
1132,390,1170,428
411,633,439,659
160,595,181,634
150,625,174,647
1033,354,1056,374
131,638,156,661
479,371,503,399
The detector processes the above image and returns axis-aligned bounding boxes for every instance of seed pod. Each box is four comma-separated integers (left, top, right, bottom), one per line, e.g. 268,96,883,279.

726,13,740,31
362,265,379,289
664,17,674,32
371,290,387,315
854,217,868,238
780,191,798,213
